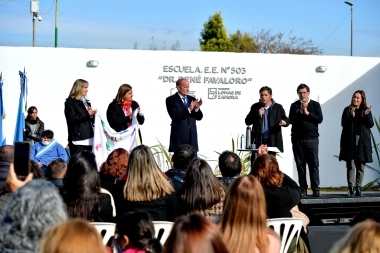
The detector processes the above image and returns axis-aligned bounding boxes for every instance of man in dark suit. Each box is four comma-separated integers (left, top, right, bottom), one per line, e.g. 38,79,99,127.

166,78,203,152
245,86,289,152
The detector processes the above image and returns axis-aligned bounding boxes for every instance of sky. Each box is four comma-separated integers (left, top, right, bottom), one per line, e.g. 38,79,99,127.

0,0,379,57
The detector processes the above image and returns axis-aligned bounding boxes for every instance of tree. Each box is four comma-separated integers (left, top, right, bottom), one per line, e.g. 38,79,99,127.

199,12,230,52
254,29,322,55
171,41,181,51
228,30,259,53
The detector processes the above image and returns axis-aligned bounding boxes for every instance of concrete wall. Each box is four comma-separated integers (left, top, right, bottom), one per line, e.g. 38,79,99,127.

1,46,379,187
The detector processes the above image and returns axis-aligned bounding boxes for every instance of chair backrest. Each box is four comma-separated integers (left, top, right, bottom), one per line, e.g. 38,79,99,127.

99,187,116,217
267,218,303,253
152,221,174,245
91,222,116,245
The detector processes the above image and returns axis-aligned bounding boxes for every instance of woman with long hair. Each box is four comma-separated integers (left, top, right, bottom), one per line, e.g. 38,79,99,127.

115,211,162,253
163,214,229,253
64,79,97,156
60,150,113,222
99,148,129,193
339,90,374,197
220,175,280,253
251,154,309,252
119,145,177,221
178,158,225,219
23,106,45,145
107,84,145,142
40,218,107,253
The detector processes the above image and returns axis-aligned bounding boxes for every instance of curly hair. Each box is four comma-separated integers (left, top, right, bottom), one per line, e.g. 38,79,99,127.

0,180,67,253
99,148,129,178
250,154,284,187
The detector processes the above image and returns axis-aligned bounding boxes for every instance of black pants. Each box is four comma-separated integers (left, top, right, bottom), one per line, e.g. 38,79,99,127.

292,138,320,191
68,142,92,157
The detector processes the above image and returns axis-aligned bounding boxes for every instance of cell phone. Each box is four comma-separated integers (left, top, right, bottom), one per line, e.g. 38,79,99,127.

14,142,31,177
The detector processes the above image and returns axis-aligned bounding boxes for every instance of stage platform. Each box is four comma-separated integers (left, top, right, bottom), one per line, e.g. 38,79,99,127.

299,191,380,226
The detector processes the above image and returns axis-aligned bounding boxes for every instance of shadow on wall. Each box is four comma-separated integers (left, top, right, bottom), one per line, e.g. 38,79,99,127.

293,62,380,187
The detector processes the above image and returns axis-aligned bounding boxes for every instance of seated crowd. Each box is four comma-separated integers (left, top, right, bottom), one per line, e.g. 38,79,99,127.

0,142,379,253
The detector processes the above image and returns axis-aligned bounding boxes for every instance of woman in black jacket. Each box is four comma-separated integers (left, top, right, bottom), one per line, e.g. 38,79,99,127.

23,106,44,145
107,84,145,142
339,90,374,197
64,79,97,156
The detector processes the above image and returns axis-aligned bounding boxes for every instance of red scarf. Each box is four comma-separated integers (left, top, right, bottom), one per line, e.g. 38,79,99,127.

122,100,132,127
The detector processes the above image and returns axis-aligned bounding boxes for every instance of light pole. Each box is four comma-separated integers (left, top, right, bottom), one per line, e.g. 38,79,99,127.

344,1,353,56
55,0,58,47
30,0,41,47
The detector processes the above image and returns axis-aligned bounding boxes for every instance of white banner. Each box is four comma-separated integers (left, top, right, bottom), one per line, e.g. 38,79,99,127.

93,111,139,169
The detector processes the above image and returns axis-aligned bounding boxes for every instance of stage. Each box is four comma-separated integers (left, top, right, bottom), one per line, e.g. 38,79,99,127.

299,191,380,226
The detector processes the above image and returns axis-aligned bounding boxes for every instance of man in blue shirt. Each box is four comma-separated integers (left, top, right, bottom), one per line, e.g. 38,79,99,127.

30,130,67,175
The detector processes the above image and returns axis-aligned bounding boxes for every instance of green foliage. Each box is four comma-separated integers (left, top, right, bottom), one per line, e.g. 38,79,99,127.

199,12,230,52
228,30,259,53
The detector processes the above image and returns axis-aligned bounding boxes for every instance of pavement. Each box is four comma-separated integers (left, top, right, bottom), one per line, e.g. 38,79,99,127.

308,225,349,253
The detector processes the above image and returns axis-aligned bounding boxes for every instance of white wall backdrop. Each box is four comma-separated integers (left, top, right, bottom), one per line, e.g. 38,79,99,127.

1,46,379,187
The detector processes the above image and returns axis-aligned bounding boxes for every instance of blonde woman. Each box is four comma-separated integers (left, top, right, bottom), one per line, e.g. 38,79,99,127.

117,145,177,221
40,218,107,253
329,220,380,253
64,79,97,156
220,175,280,253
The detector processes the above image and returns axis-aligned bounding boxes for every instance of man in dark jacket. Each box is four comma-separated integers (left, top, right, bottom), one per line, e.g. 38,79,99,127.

245,86,289,152
289,83,323,198
165,144,196,192
166,78,203,152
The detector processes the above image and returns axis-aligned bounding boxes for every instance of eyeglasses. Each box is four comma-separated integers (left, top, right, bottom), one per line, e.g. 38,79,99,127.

298,92,308,95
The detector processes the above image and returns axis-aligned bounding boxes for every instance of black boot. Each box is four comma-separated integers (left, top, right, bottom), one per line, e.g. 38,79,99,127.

355,186,363,197
348,186,354,197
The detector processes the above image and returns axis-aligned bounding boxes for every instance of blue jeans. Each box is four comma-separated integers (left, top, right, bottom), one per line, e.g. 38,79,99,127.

292,138,320,191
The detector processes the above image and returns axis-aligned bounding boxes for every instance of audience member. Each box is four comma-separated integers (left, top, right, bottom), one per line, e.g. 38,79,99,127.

220,175,281,253
24,106,45,145
251,154,309,252
30,130,68,175
329,220,380,253
0,179,67,253
115,211,162,253
165,144,196,192
163,214,229,253
40,218,107,253
46,158,67,188
217,151,242,188
60,151,113,222
99,148,129,193
30,160,46,179
0,145,14,216
178,158,225,219
115,145,177,221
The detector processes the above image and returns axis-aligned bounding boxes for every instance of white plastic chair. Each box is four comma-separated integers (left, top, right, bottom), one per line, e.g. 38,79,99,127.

152,221,174,244
99,187,116,217
91,222,116,245
267,218,303,253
